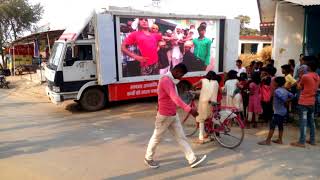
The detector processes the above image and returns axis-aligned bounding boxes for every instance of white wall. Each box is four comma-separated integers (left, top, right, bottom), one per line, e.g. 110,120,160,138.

238,39,272,55
224,19,240,72
272,2,304,73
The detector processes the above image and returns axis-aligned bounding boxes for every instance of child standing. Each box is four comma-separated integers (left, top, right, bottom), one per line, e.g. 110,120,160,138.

281,64,297,90
238,72,249,121
247,72,262,128
193,71,219,144
224,70,239,107
260,67,272,122
258,77,293,145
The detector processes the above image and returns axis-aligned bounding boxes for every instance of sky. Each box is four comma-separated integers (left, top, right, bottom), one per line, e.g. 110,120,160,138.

29,0,260,30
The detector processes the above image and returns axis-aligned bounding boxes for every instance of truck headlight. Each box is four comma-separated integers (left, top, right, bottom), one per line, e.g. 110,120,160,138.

52,86,60,93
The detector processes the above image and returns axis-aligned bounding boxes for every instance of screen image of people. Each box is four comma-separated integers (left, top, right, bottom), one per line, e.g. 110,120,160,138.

120,17,217,77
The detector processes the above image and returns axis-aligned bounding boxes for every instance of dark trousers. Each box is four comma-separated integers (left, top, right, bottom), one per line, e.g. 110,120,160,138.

262,101,273,122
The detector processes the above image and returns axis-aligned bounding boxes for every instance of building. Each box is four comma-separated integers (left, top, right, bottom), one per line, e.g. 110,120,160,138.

257,0,320,70
238,35,272,55
7,30,64,75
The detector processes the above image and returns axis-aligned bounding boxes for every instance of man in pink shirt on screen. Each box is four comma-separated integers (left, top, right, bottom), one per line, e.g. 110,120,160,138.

144,63,207,169
121,18,162,76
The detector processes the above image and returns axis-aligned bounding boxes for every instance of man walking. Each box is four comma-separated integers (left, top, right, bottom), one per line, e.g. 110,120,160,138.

144,63,207,168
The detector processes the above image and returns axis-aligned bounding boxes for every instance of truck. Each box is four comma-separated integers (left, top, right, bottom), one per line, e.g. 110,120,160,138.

45,7,240,111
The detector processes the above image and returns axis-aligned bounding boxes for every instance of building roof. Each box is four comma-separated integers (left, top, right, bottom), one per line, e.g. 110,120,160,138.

11,30,65,45
240,35,272,41
257,0,320,23
282,0,320,6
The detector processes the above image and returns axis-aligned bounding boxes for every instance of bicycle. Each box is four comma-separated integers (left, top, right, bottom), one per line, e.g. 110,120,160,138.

179,91,245,149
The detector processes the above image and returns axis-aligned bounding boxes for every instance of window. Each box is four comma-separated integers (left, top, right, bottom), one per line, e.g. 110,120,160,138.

242,43,258,54
64,45,93,66
251,44,258,53
263,43,271,47
74,45,93,60
241,44,245,54
49,42,64,67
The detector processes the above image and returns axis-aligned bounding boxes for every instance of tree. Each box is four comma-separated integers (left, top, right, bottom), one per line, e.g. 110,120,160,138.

0,0,43,68
235,15,260,36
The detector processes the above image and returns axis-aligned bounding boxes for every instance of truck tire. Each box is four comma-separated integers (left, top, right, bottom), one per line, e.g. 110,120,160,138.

79,88,106,111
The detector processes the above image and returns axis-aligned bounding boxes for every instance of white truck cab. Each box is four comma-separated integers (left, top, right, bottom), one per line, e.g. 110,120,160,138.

45,38,101,109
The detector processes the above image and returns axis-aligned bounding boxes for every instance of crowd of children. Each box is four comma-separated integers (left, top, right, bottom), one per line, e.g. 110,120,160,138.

191,55,320,147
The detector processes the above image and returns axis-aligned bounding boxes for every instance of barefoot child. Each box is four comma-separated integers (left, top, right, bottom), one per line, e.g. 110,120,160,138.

193,71,219,144
258,77,293,145
237,72,249,121
247,72,262,128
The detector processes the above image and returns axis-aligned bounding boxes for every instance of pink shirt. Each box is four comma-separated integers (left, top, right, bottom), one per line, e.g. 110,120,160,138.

124,31,162,67
298,72,319,106
158,76,191,116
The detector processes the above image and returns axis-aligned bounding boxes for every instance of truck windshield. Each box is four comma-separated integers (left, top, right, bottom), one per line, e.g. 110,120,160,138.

48,42,64,69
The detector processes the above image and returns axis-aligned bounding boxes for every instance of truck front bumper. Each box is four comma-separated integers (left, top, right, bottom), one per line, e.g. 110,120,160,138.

46,87,78,104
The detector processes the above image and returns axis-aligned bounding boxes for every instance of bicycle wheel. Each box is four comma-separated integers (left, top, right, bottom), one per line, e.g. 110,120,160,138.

178,107,198,137
213,117,244,149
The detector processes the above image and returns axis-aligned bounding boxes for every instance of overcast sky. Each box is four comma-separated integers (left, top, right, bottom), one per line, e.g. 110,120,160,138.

29,0,260,30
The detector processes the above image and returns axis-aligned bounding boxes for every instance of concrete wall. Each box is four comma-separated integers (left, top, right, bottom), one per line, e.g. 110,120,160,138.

238,39,272,55
272,2,304,73
223,19,240,72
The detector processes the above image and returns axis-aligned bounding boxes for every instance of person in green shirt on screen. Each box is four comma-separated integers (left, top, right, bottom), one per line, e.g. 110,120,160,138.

193,25,212,66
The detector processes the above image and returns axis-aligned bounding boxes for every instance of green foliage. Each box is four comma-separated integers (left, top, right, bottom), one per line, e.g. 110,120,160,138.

0,0,43,68
235,15,260,36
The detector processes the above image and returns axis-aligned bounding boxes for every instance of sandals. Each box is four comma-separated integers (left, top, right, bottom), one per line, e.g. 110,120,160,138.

257,140,271,146
290,142,306,148
272,139,283,144
306,140,316,146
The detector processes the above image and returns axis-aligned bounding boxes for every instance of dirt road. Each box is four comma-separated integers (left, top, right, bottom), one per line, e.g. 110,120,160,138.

0,77,319,180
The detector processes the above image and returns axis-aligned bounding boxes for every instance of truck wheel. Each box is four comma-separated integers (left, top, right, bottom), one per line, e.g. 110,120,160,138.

80,88,106,111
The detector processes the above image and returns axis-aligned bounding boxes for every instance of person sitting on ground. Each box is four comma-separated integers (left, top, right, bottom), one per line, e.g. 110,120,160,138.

258,76,293,145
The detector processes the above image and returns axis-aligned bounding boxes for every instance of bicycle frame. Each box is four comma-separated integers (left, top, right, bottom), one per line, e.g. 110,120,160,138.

182,99,245,134
182,99,200,128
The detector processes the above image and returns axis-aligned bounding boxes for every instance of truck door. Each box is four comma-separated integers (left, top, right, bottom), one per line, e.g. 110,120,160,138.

62,44,97,90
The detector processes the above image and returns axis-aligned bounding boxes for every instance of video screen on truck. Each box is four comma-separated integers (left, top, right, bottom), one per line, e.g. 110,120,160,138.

119,16,218,77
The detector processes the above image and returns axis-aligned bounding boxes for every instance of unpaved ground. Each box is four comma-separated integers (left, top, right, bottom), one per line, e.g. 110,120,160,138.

0,76,319,180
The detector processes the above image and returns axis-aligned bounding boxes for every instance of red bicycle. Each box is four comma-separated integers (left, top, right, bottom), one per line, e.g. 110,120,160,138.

178,91,245,149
